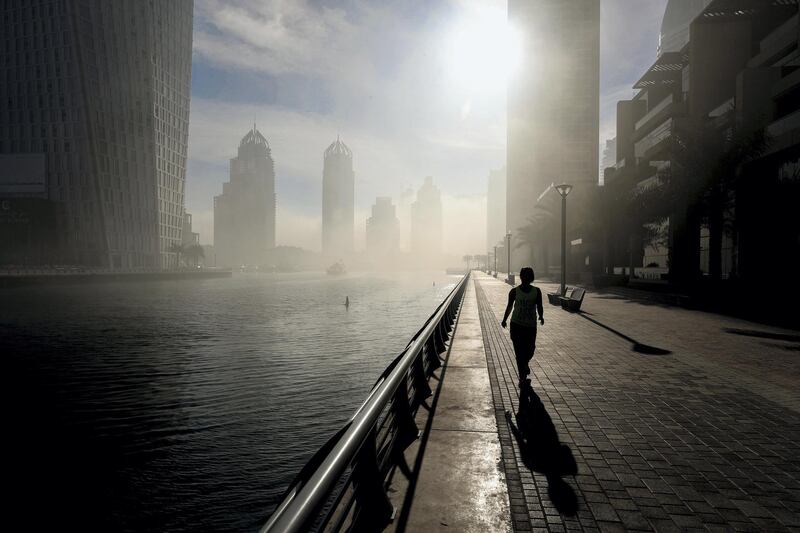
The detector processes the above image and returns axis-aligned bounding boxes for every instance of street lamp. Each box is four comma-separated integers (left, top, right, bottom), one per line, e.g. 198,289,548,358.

506,231,513,285
493,245,497,277
555,183,573,296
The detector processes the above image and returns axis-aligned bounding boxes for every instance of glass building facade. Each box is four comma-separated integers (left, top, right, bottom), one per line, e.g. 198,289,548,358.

0,0,193,269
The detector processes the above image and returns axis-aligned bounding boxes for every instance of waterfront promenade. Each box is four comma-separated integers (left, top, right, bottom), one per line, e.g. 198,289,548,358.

395,272,800,532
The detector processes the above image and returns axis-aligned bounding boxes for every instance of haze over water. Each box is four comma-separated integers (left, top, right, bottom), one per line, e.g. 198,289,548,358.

4,271,457,532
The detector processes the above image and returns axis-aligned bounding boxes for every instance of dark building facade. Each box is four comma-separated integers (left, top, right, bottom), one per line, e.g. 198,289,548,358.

213,126,276,268
322,137,354,257
602,0,799,291
0,0,194,269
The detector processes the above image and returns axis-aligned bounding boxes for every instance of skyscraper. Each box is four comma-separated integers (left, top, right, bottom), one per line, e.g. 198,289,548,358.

213,125,276,267
507,0,600,272
486,167,507,251
411,176,443,260
0,1,194,269
366,197,400,260
322,137,354,256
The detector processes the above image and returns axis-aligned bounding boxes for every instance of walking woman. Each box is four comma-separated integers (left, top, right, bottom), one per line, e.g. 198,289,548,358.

501,267,544,386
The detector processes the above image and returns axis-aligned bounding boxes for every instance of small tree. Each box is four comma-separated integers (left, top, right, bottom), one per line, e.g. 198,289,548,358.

516,205,556,274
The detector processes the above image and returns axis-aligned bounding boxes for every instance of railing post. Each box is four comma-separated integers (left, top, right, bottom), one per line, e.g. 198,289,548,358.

411,352,432,403
443,307,454,333
425,338,442,372
351,430,395,531
433,322,447,354
390,378,421,453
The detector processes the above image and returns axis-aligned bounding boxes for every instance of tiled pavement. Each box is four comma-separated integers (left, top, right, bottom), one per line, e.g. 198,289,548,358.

473,272,800,532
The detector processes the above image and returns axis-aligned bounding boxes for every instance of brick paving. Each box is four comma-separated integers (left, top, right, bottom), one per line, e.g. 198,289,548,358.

473,272,800,532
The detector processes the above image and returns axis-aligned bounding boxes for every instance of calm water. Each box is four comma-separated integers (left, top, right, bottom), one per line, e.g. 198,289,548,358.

2,271,457,532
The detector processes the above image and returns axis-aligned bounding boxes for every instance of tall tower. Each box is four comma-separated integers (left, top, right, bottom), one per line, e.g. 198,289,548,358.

322,137,354,257
0,0,194,270
507,0,600,272
214,125,276,267
486,167,507,251
366,197,400,260
411,177,443,262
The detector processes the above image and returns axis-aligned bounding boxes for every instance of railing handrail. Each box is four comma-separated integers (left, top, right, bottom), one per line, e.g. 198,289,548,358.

261,272,470,532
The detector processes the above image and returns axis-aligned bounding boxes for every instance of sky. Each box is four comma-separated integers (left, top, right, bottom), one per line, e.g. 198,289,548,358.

186,0,669,254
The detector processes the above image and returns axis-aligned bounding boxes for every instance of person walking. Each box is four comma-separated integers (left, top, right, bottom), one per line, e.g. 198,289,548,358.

501,267,544,387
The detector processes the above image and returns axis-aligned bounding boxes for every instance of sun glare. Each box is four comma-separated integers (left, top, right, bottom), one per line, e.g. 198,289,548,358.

446,7,522,95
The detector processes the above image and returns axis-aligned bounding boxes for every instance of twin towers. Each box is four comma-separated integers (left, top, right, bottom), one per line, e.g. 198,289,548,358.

213,126,354,267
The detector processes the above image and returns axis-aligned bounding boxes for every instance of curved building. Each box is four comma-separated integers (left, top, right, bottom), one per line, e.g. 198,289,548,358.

0,0,194,269
658,0,712,56
322,137,355,256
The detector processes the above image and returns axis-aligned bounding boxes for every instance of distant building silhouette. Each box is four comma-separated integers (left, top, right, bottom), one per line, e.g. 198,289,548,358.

487,167,507,251
0,1,194,269
397,186,416,252
411,177,443,260
214,125,276,267
600,138,616,186
366,197,400,260
322,137,355,257
507,0,600,274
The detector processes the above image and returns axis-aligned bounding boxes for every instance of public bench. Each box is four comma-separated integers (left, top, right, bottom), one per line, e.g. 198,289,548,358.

547,289,566,306
560,287,585,312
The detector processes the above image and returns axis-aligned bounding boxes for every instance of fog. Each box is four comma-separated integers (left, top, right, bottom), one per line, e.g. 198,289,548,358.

0,0,670,272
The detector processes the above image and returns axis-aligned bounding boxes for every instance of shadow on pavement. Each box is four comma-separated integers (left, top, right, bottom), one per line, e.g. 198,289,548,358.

724,327,800,343
578,313,672,355
505,383,578,516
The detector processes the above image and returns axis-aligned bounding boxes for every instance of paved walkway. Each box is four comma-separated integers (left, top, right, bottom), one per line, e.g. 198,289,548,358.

387,277,511,532
474,271,800,532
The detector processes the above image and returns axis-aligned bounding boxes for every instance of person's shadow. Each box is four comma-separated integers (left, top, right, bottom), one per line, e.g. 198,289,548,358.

505,382,579,516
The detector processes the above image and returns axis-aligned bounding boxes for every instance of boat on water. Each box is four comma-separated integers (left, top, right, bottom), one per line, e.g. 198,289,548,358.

326,262,346,275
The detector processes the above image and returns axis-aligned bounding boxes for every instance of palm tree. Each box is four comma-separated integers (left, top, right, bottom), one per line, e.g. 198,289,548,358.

515,205,556,275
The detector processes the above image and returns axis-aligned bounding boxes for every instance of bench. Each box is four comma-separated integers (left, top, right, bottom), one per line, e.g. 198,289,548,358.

547,288,568,306
560,287,585,312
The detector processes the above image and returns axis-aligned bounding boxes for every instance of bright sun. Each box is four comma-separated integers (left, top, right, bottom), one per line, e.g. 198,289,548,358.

446,7,522,95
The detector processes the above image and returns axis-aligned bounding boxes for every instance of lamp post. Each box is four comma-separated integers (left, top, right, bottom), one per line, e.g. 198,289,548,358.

493,245,497,277
555,183,573,296
506,231,512,284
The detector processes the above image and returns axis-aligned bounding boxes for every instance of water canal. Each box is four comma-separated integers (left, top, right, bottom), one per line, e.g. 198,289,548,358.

2,271,458,532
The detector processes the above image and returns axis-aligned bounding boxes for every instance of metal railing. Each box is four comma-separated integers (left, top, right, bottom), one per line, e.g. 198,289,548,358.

261,272,470,533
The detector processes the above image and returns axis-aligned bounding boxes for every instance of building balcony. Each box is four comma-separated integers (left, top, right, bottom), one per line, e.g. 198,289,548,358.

634,118,672,161
635,94,673,131
632,95,686,143
767,109,800,152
